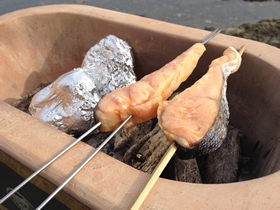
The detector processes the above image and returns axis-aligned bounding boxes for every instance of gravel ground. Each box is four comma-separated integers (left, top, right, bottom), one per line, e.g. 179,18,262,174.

223,18,280,48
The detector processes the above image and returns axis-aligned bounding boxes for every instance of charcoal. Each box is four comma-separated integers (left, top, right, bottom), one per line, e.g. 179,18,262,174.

203,127,240,183
173,156,202,183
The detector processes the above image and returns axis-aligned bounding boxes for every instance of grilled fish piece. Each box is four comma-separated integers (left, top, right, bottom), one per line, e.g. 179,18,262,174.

158,47,242,156
96,43,206,132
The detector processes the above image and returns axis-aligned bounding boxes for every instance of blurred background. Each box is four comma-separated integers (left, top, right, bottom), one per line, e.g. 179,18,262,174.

1,0,280,29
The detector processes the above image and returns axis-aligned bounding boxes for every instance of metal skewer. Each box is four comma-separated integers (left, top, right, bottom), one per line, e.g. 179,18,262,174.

36,115,132,210
0,122,101,204
202,28,222,45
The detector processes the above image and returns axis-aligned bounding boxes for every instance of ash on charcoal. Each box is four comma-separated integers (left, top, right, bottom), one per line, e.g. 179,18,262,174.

113,119,156,162
86,131,113,156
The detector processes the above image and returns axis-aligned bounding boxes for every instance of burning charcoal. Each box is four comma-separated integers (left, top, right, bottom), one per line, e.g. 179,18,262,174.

29,35,136,133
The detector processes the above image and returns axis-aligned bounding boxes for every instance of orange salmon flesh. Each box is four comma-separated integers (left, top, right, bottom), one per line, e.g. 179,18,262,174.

158,47,241,149
96,43,206,132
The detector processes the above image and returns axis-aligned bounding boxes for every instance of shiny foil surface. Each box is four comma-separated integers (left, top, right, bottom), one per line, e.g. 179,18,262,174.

82,35,136,96
29,35,136,133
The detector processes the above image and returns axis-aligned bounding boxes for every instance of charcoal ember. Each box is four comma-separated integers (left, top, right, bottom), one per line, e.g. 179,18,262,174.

29,35,136,133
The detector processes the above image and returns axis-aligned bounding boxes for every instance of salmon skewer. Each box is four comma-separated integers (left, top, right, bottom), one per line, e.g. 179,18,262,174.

95,43,206,131
131,46,245,210
158,46,244,156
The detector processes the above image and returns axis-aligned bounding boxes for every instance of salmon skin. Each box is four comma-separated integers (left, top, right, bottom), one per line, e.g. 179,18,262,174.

95,43,206,132
158,47,242,157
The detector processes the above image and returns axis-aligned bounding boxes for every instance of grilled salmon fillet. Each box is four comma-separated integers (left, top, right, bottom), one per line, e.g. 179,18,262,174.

158,47,242,155
95,43,206,132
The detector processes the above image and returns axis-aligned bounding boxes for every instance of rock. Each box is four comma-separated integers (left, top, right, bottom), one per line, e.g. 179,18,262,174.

222,19,280,48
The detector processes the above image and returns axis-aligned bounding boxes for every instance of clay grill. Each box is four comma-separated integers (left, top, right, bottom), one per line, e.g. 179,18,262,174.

0,5,280,210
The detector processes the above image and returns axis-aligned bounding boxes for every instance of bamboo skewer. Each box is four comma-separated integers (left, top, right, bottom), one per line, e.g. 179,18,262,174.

239,45,247,56
130,143,177,210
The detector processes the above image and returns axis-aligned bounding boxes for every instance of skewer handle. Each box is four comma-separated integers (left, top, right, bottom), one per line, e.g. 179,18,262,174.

36,116,132,210
0,122,101,204
130,143,177,210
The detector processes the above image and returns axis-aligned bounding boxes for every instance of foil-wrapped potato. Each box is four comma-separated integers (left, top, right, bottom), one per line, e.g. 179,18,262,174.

29,35,136,133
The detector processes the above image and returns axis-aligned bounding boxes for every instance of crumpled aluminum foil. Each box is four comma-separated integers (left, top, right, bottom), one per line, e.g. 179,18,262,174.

82,35,136,97
29,35,136,133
